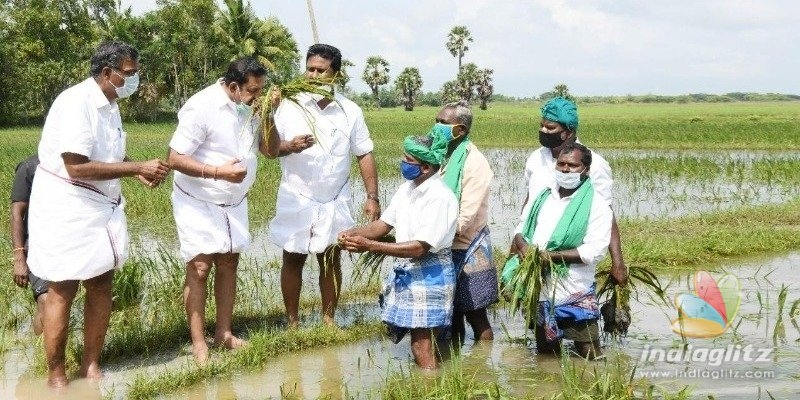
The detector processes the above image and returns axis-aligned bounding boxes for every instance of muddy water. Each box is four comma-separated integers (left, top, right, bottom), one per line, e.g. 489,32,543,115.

151,252,800,400
2,148,799,399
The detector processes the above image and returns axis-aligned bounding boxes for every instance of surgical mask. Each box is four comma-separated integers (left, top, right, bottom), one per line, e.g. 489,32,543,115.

554,169,586,190
112,71,139,99
431,123,456,141
400,160,423,180
236,102,252,117
539,130,565,148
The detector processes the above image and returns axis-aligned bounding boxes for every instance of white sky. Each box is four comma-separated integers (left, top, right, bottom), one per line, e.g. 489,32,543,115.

122,0,800,97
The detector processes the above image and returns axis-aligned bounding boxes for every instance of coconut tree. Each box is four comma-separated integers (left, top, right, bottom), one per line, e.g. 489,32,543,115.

395,67,423,111
475,68,494,110
446,25,473,72
362,55,390,108
214,0,299,82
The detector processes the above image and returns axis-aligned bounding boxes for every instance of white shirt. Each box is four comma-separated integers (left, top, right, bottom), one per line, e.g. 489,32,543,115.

37,77,125,199
272,92,374,203
169,80,260,205
515,184,612,302
381,174,459,253
524,145,613,207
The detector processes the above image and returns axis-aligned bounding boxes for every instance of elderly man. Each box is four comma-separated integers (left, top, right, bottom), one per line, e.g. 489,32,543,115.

509,143,612,359
429,101,497,342
523,97,627,286
168,57,272,364
339,134,458,369
266,44,380,328
27,41,169,386
10,154,49,335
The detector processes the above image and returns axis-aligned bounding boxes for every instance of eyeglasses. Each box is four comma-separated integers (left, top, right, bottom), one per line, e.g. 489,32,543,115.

113,67,139,78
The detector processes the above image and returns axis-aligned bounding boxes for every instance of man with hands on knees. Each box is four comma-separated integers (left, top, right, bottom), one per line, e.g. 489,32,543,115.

168,57,272,364
339,134,458,369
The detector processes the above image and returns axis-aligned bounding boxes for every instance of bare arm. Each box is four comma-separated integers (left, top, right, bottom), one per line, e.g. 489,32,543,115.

540,248,583,266
339,219,392,241
260,89,285,159
11,201,29,287
341,235,432,259
62,152,168,182
167,148,246,183
357,152,380,221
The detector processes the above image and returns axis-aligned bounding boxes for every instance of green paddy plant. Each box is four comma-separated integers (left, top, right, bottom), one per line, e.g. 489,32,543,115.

349,234,396,287
597,265,668,337
501,247,547,331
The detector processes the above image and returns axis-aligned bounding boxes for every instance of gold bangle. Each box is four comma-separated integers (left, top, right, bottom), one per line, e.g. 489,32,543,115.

201,163,207,179
12,247,25,252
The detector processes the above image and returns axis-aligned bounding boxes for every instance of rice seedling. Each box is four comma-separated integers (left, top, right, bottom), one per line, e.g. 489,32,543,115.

348,234,396,286
500,247,547,330
773,284,789,344
596,266,668,337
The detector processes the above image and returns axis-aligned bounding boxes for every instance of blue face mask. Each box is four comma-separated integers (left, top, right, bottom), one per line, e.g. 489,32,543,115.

431,123,457,141
400,160,423,180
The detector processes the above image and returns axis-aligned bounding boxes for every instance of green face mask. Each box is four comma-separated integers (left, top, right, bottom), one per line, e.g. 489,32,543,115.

236,102,252,117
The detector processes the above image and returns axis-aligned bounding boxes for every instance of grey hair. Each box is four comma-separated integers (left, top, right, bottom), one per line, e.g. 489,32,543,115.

443,100,472,133
90,41,139,77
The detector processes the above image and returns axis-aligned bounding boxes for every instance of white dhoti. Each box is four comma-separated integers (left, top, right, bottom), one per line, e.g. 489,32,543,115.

268,181,355,254
172,183,251,262
28,167,129,282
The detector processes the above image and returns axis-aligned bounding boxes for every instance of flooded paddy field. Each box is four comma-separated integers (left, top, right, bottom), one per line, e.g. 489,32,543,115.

0,145,798,399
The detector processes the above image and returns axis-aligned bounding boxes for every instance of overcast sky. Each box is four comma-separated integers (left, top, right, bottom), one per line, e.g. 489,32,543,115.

121,0,799,98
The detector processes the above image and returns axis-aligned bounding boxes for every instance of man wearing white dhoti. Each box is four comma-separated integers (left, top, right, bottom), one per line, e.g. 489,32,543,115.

168,57,272,364
27,41,169,387
265,44,380,328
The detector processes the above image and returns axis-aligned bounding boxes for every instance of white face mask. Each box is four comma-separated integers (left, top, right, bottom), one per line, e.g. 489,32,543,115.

112,70,139,99
554,169,586,190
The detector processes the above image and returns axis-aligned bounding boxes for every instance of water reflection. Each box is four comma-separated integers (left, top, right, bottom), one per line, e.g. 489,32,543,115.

163,252,800,400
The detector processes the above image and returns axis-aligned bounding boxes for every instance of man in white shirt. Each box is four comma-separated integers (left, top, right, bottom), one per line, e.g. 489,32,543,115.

510,143,612,359
523,97,627,286
266,44,380,328
168,57,272,364
27,41,169,387
339,134,458,369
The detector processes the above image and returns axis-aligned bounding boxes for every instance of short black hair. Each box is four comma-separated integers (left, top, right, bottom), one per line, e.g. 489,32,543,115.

559,142,592,168
90,41,139,77
222,57,268,85
306,44,342,73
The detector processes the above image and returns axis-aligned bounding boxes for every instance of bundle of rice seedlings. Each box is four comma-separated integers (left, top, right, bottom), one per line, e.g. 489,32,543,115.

501,247,548,328
254,75,340,144
596,265,667,337
349,234,396,287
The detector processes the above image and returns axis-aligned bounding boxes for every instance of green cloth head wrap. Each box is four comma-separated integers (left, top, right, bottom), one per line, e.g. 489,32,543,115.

541,97,579,132
402,134,448,165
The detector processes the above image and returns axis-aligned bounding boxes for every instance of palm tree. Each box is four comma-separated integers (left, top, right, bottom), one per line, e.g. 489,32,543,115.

214,0,299,82
446,25,473,72
362,56,390,108
395,67,423,111
475,68,494,110
455,63,479,103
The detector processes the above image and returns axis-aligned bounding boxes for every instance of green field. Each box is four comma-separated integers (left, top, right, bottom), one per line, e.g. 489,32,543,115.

1,101,799,398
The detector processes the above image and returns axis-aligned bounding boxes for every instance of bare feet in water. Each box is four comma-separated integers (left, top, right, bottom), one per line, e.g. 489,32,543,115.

78,363,104,380
47,375,68,388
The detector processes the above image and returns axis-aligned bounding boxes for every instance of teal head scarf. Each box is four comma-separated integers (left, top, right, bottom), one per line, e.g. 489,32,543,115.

541,97,579,132
402,134,448,165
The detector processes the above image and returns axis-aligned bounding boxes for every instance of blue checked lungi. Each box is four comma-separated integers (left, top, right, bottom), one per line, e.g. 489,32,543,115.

452,227,498,312
379,249,456,330
537,283,600,343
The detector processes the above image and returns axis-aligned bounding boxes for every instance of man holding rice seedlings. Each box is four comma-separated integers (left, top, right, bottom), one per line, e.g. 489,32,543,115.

507,143,612,359
267,44,380,328
27,41,170,387
167,57,272,364
523,97,628,286
429,101,497,342
338,134,458,369
10,154,49,336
